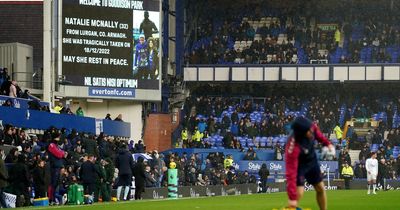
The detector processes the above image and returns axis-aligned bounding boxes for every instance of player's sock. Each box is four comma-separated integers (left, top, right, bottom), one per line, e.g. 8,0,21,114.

116,186,122,201
367,184,371,194
373,184,376,193
123,186,130,200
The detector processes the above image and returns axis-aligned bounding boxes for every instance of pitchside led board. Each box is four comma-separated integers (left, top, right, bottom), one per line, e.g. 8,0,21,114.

61,0,161,101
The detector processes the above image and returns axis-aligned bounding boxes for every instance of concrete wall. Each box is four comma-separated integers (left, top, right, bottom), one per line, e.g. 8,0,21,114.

67,99,143,141
0,42,34,88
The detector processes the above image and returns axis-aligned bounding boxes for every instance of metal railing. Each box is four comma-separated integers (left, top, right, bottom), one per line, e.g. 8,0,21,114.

12,71,43,89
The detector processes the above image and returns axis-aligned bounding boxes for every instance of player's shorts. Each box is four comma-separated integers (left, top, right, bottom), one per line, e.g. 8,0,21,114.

367,173,377,181
297,163,323,186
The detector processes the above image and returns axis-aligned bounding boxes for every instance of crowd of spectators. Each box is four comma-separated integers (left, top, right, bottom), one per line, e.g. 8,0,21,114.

179,94,343,149
0,68,24,99
0,124,148,206
184,0,400,65
0,122,260,207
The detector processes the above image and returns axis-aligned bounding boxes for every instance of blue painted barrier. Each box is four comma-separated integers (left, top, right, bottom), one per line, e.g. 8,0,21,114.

0,95,49,109
0,106,130,137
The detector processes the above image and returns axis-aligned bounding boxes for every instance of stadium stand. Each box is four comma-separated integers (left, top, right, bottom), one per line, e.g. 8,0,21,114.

185,0,400,64
2,0,400,207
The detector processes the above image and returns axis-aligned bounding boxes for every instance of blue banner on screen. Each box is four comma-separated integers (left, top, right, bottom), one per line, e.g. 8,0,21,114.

88,87,135,98
236,161,338,173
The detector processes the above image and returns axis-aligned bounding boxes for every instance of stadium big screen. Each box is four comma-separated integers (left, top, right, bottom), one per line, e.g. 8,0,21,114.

61,0,161,100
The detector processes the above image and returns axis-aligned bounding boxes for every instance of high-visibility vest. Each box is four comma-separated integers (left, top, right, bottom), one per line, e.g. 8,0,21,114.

181,130,188,141
192,130,202,142
341,166,354,176
224,158,233,168
334,126,343,139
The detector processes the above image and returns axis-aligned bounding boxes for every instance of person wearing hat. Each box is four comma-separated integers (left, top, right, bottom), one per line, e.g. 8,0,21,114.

341,161,354,189
103,158,115,202
133,157,146,200
48,135,68,204
285,117,335,210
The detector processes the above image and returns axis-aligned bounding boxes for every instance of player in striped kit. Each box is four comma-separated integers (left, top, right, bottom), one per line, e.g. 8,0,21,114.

365,152,378,194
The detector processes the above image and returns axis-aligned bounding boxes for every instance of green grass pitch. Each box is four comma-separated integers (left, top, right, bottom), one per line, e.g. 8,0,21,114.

26,190,400,210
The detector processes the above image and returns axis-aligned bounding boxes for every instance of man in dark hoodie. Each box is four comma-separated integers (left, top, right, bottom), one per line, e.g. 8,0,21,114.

133,157,146,200
115,144,135,201
258,163,270,193
8,155,30,206
32,159,47,198
80,155,99,197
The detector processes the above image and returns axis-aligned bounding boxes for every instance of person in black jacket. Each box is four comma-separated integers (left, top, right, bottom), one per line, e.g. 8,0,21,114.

9,155,30,207
377,158,388,191
258,163,270,193
32,159,47,198
0,149,8,208
133,157,146,200
80,155,99,196
115,144,135,201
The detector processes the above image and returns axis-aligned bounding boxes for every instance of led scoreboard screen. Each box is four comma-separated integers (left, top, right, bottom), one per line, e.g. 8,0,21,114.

62,0,161,99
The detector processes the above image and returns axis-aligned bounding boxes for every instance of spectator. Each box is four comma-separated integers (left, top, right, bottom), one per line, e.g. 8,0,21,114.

114,114,123,122
83,135,98,157
192,127,203,148
9,80,17,98
274,144,284,160
94,159,107,202
0,74,10,96
334,124,343,142
223,154,234,169
32,158,48,198
144,165,156,187
20,89,30,99
80,154,98,197
76,107,84,117
134,140,145,153
8,155,30,206
28,100,41,110
103,158,115,202
243,147,258,160
181,127,189,148
5,147,19,163
258,163,270,193
133,157,146,200
2,99,13,107
0,149,8,208
377,158,388,191
48,135,67,204
105,113,112,120
346,125,354,140
223,130,234,149
54,103,64,114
